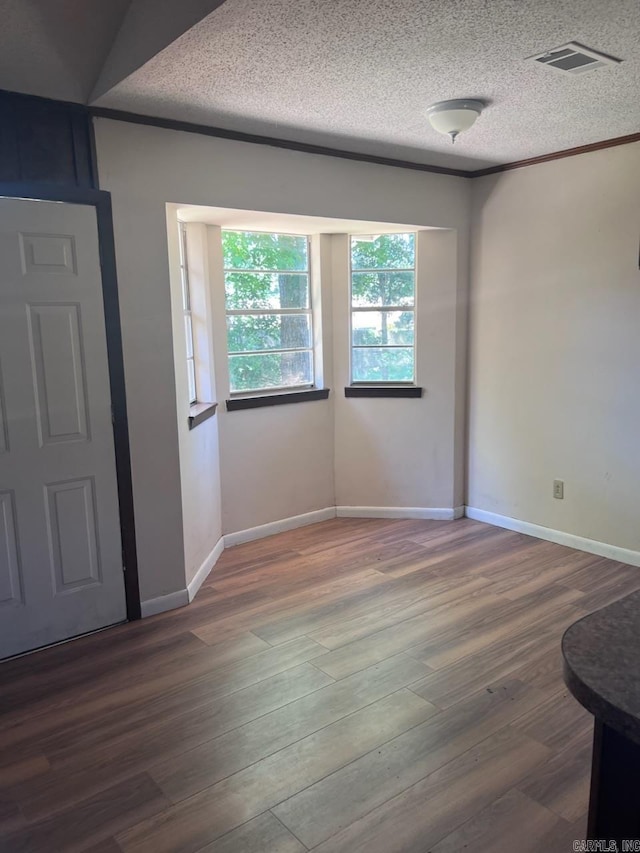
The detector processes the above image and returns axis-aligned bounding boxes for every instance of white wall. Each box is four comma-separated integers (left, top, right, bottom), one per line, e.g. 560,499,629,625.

98,192,185,602
196,224,462,531
95,114,640,605
167,215,222,586
94,118,470,602
207,226,335,534
333,230,464,511
468,142,640,552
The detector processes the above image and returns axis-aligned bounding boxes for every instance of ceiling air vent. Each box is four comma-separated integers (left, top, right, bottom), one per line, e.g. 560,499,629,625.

528,42,622,74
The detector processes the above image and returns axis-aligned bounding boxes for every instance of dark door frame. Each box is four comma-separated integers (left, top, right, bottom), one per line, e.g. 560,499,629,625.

0,181,141,620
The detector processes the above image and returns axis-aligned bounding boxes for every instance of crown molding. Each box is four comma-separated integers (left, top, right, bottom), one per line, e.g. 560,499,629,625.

89,106,471,178
3,89,638,181
470,132,640,178
88,108,640,179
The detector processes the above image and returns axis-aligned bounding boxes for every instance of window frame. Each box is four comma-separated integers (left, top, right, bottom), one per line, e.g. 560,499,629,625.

178,222,198,404
222,230,316,397
348,232,417,386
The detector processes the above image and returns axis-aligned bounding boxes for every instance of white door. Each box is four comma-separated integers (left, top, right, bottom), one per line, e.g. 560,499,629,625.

0,198,127,659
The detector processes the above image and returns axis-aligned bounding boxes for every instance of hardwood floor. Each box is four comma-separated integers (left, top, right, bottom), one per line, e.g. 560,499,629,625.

2,517,639,852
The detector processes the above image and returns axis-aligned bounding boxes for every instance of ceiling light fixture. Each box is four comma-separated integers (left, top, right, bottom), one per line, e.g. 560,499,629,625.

426,99,484,144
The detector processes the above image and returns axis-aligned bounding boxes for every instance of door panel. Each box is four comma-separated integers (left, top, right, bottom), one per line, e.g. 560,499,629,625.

45,478,102,592
0,491,22,605
20,232,78,276
0,198,127,658
0,361,7,454
28,303,90,444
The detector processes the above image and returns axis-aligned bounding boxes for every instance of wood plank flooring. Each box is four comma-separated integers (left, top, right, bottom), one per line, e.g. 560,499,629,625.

2,517,640,852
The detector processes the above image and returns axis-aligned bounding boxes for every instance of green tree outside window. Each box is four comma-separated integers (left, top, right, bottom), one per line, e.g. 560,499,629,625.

350,233,416,383
223,231,313,393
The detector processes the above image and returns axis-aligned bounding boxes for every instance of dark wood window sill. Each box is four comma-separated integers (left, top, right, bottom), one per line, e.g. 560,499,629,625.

188,401,218,429
345,386,423,398
226,388,330,411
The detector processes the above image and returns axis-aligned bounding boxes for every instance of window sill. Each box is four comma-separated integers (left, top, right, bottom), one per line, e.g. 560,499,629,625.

344,386,423,398
188,401,218,429
226,388,330,411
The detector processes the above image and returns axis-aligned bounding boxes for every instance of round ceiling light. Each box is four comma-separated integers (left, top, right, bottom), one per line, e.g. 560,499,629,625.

426,99,484,144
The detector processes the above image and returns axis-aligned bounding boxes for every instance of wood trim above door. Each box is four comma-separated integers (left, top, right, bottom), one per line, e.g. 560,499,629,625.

0,181,141,620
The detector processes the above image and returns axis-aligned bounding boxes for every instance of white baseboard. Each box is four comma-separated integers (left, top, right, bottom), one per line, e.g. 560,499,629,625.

187,536,225,602
465,506,640,568
223,507,337,548
141,536,225,617
140,588,189,618
337,506,464,521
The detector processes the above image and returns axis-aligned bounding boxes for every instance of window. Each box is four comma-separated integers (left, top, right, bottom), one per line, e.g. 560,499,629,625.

222,230,314,394
178,223,197,403
350,233,416,384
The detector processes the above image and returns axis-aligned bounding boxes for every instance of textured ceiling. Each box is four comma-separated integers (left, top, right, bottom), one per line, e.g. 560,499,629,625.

0,0,226,105
95,0,640,170
0,0,131,102
90,0,229,101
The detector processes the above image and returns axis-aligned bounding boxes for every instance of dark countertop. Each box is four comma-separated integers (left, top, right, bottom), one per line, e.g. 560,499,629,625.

563,589,640,746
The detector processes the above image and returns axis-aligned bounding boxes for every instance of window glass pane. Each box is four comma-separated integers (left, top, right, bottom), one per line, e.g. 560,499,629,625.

184,314,194,359
187,359,196,403
222,231,308,271
181,272,190,312
351,271,414,307
223,230,315,394
229,351,313,392
352,311,414,346
225,272,309,310
352,347,414,383
227,314,312,353
351,233,415,270
179,228,191,311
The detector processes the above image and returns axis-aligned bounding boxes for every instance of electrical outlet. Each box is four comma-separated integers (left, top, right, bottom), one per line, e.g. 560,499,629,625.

553,479,564,500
